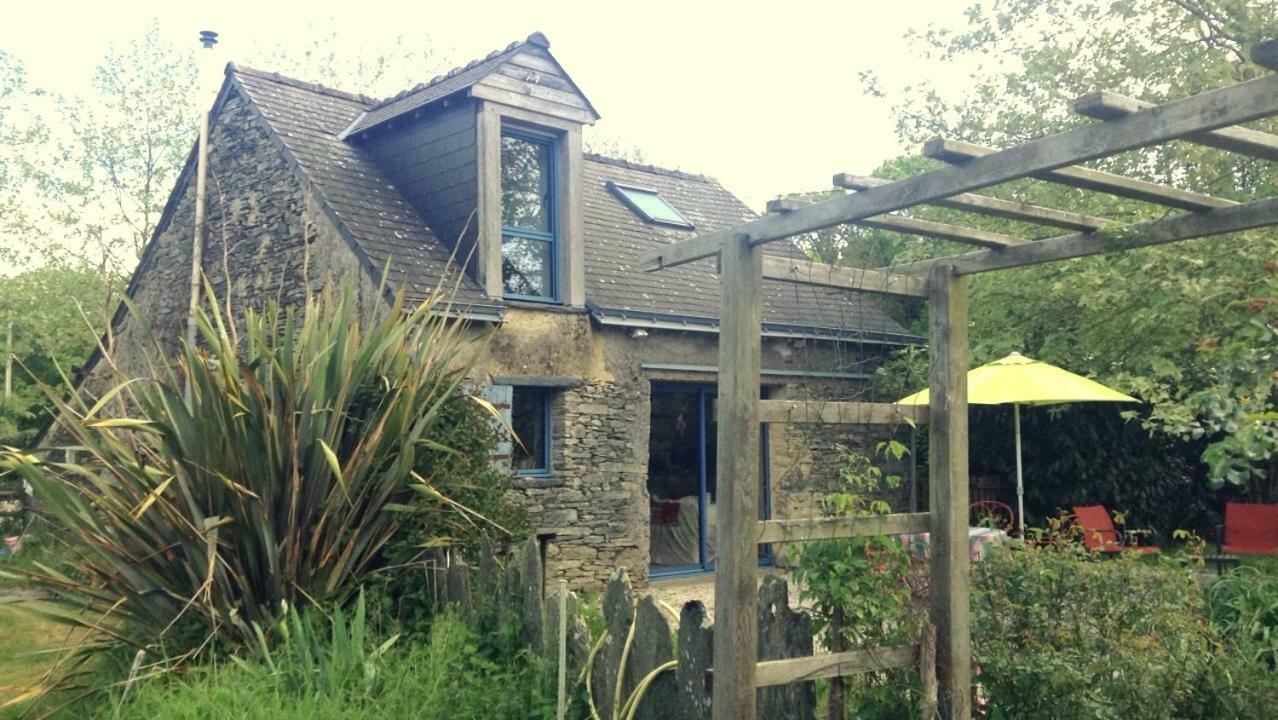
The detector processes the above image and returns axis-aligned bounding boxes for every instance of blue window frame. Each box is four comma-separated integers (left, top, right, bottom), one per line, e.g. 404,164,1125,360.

501,128,557,301
648,383,771,578
511,387,552,476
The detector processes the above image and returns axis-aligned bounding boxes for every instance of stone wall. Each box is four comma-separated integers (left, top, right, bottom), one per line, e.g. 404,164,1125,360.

77,89,376,401
521,380,651,589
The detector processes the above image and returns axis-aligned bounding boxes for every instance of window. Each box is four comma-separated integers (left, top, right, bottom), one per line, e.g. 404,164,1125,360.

511,387,551,475
501,130,556,300
607,181,694,229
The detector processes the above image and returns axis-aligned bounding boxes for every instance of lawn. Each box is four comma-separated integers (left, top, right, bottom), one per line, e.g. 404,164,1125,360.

0,601,76,710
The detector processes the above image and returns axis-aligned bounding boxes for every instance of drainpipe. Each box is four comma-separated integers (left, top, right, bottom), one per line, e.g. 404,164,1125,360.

184,30,218,406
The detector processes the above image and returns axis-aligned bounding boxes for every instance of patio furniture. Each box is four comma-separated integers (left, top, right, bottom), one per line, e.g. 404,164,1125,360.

1221,502,1278,555
970,500,1015,532
1207,502,1278,574
1072,505,1159,554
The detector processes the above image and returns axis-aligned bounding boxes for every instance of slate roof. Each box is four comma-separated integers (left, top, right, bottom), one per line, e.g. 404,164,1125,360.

231,66,497,313
224,59,914,343
581,157,913,341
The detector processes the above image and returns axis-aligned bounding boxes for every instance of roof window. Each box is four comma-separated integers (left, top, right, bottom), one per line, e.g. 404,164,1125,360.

607,181,694,229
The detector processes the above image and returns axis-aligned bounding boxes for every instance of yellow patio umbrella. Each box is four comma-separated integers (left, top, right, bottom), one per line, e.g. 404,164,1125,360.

897,352,1137,535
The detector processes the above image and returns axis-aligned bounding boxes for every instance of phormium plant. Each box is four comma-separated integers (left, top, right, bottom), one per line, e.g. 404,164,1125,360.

0,281,506,692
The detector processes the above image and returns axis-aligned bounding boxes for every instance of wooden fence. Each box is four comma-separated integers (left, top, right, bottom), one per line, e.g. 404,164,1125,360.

426,538,930,719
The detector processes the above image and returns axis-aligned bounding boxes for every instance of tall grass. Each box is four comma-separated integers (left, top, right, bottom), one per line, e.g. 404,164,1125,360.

112,609,555,720
0,282,498,689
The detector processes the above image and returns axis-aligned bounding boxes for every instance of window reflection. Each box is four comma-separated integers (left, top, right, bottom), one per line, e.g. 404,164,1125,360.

500,131,556,299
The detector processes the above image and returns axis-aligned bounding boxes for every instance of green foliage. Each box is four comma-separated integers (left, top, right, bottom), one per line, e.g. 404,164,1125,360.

972,542,1278,718
793,443,915,644
0,283,499,678
1206,565,1278,668
372,390,528,636
0,265,114,446
792,443,927,718
229,589,398,702
855,0,1278,499
113,609,557,720
32,21,199,269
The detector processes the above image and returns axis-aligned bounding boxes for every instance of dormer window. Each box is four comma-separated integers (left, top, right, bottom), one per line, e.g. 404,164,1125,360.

607,181,694,229
501,129,557,300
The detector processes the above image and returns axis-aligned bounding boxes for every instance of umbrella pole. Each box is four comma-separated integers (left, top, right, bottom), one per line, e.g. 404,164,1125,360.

1014,403,1025,537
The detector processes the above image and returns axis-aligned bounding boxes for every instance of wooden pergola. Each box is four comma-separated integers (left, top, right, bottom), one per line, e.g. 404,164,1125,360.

636,39,1278,720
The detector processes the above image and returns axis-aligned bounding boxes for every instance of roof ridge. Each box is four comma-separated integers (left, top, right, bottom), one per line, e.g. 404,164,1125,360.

367,34,532,110
228,63,377,105
585,153,712,183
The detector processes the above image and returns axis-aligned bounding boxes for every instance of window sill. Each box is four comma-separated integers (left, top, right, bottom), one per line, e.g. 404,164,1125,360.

513,474,567,490
501,300,587,314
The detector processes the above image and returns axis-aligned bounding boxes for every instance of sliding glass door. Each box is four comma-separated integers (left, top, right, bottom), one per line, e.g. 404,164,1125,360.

647,383,769,576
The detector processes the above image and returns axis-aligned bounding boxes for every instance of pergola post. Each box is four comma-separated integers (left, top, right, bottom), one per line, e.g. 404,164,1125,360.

928,264,972,720
713,233,762,720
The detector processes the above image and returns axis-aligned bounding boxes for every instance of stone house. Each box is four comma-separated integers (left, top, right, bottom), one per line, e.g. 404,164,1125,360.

80,32,918,588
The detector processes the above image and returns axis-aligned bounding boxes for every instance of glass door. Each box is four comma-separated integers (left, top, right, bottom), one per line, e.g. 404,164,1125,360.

648,384,770,576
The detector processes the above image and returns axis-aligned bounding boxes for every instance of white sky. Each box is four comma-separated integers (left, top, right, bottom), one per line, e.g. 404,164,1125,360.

2,0,980,209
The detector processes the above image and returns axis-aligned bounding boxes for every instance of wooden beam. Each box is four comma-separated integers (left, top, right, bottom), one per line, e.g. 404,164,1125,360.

767,197,1026,249
1073,91,1278,162
928,265,972,720
834,173,1111,232
892,195,1278,277
756,512,930,544
638,73,1278,270
760,255,927,298
1252,38,1278,70
758,399,929,425
755,645,917,687
924,138,1236,212
712,233,762,720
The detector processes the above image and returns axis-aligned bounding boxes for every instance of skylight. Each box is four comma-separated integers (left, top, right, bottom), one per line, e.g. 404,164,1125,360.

607,182,694,229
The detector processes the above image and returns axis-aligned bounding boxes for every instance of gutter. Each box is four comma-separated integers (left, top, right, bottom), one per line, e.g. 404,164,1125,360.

586,302,922,347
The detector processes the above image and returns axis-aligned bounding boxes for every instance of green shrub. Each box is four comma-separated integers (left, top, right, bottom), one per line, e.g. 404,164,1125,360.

371,389,528,637
113,609,557,720
792,443,928,719
973,543,1215,719
1207,564,1278,667
1,283,507,677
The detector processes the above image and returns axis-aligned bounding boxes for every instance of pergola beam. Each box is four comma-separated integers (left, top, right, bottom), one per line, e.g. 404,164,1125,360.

834,173,1111,232
637,72,1278,271
892,195,1278,277
767,197,1026,249
1073,91,1278,162
760,255,927,297
923,138,1237,211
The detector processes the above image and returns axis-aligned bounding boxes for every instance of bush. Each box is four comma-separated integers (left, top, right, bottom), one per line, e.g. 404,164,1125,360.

1,284,512,676
372,388,528,637
792,443,929,719
114,608,556,720
972,542,1259,719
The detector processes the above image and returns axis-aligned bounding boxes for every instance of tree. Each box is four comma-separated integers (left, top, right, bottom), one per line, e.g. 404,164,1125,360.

34,21,199,272
0,266,113,445
852,0,1278,496
0,49,47,269
242,21,445,99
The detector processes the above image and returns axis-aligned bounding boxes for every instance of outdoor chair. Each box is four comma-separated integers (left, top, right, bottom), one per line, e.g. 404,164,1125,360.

1072,505,1159,554
1219,502,1278,556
